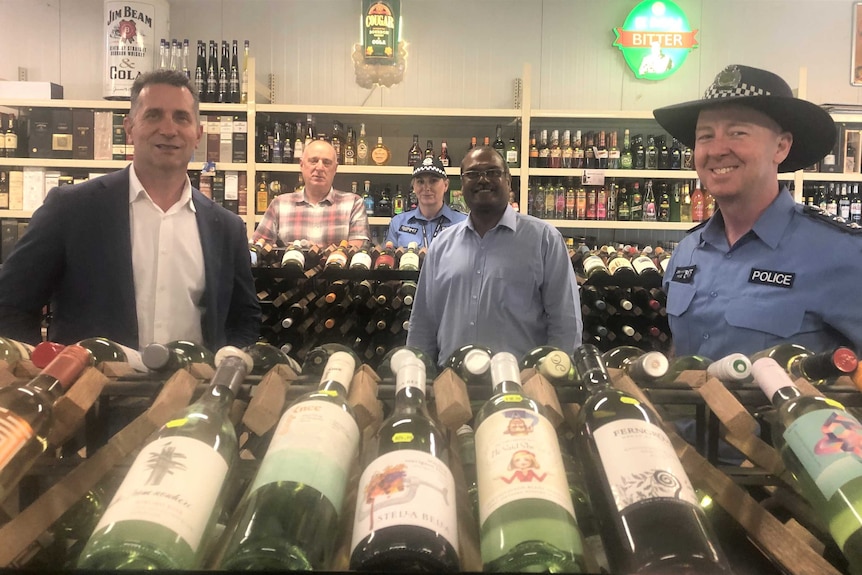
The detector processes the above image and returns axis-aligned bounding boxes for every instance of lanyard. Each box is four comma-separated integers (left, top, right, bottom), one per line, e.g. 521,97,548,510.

420,219,445,248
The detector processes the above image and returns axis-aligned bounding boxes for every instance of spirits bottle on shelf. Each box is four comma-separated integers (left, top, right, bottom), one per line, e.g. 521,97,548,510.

408,134,422,166
77,351,252,570
752,357,862,574
474,352,588,572
0,345,91,504
217,352,359,570
372,136,391,166
572,344,731,575
350,351,459,572
356,123,369,165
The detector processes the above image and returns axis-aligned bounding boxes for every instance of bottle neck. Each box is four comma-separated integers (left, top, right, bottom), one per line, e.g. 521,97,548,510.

27,374,66,401
318,379,349,396
491,379,524,396
196,378,239,414
393,384,429,416
770,384,802,408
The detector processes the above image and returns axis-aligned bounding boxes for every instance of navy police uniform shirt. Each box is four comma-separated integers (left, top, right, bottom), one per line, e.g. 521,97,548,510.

385,204,467,248
663,187,862,359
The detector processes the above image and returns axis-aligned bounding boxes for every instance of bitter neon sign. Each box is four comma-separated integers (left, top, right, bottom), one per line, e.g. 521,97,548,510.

614,0,698,81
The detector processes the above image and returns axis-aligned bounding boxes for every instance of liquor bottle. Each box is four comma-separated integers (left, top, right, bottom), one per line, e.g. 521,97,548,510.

399,241,420,271
424,139,435,159
607,130,620,169
142,340,215,373
361,180,374,216
468,136,478,151
217,351,358,570
408,134,422,166
657,182,671,222
752,357,862,573
78,351,251,570
343,126,357,165
851,183,862,225
229,39,240,103
355,123,369,165
438,140,451,167
292,121,304,163
350,352,459,571
679,181,692,222
572,344,731,575
750,343,858,385
584,132,596,169
204,41,218,102
629,181,644,221
447,343,494,386
520,345,576,387
492,123,507,159
602,345,669,384
669,138,682,170
538,129,550,168
456,424,480,525
77,336,146,372
572,130,584,169
217,40,229,103
656,135,669,170
506,128,519,169
474,352,588,572
194,40,206,102
0,345,90,504
393,184,405,215
595,130,608,170
528,131,539,168
331,120,345,163
682,144,693,170
271,121,284,163
371,136,391,166
616,183,631,221
642,179,657,221
240,40,250,104
691,179,705,222
632,134,645,169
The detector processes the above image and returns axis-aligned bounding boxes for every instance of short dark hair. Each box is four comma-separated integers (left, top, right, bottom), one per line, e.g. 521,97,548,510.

461,144,510,177
129,69,199,118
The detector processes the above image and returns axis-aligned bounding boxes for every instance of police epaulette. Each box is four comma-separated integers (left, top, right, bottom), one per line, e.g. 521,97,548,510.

802,205,862,234
685,217,710,234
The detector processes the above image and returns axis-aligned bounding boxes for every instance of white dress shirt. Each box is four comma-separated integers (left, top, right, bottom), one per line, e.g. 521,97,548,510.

129,166,205,348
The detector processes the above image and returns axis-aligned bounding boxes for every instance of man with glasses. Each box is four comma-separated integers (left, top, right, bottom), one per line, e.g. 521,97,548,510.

253,139,369,249
385,157,467,248
407,145,582,367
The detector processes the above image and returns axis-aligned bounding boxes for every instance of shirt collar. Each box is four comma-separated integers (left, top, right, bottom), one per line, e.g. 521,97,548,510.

128,164,195,212
296,187,334,206
700,185,793,250
465,205,517,234
409,204,459,224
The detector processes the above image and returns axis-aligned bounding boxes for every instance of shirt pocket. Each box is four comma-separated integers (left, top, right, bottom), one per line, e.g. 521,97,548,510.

666,282,696,318
724,296,807,338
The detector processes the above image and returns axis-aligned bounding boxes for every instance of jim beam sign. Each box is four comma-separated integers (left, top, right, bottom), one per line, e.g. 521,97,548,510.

614,0,698,81
103,0,168,99
363,0,400,66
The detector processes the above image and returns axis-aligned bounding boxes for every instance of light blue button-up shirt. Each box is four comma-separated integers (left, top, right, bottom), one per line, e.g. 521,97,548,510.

664,187,862,359
385,205,467,248
407,206,582,367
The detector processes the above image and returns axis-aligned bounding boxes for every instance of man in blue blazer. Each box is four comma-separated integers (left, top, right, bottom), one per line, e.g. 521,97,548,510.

0,69,260,352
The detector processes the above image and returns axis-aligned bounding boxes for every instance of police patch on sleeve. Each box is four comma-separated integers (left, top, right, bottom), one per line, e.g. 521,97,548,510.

399,224,419,234
672,265,696,283
749,268,795,289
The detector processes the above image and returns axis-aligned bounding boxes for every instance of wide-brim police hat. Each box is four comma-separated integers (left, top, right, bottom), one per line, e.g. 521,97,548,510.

653,64,836,173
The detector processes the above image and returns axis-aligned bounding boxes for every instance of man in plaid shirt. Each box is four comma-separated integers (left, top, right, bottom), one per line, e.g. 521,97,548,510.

253,140,369,249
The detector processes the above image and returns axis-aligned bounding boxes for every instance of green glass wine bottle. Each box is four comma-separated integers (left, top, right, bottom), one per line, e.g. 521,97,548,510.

141,340,215,373
447,343,494,386
602,345,669,384
456,424,480,527
350,352,460,572
751,343,857,385
77,336,147,372
0,336,33,368
474,351,588,573
0,345,90,504
573,344,731,575
752,357,862,573
217,351,359,570
521,345,577,387
77,350,252,570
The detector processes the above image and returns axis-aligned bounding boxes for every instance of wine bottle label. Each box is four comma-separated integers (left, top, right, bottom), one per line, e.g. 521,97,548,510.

399,252,419,270
92,435,228,553
475,408,575,524
350,449,458,554
282,249,306,269
0,406,34,469
607,256,635,274
116,343,147,373
251,399,359,512
350,251,372,270
631,255,659,275
582,255,607,276
593,418,698,512
784,407,862,502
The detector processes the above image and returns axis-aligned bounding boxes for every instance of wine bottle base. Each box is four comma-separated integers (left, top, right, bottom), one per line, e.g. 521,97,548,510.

482,539,587,573
220,543,314,571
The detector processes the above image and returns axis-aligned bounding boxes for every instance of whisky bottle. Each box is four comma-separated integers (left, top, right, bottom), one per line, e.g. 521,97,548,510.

217,352,359,570
371,136,391,166
194,40,206,102
240,40,250,104
408,134,422,166
0,345,90,504
475,352,588,572
356,123,369,165
607,131,620,169
255,172,270,214
619,129,632,170
439,140,451,167
506,128,519,169
344,127,357,165
633,135,646,170
78,352,252,570
229,40,240,103
424,139,435,159
494,124,507,159
5,114,18,158
658,182,671,222
350,352,459,572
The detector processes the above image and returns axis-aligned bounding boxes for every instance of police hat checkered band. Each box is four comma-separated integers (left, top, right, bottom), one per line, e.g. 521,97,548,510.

703,65,770,100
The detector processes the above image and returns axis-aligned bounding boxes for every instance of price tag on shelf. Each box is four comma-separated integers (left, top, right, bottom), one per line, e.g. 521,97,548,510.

582,170,606,186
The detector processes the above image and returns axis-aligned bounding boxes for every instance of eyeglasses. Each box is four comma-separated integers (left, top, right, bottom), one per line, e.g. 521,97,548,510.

461,168,505,181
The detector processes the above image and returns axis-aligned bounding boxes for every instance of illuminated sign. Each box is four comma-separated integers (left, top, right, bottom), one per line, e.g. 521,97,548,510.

614,0,698,81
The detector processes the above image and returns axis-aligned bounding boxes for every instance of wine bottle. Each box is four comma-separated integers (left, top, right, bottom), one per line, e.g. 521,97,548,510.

281,239,306,271
399,241,420,271
217,351,359,570
446,343,494,387
0,345,90,503
601,345,669,384
751,343,858,385
77,336,147,372
302,343,362,377
456,424,480,527
350,352,460,572
141,340,215,373
239,341,301,376
30,341,66,369
474,352,588,572
77,351,252,570
376,345,437,380
752,357,862,573
658,353,751,385
520,345,576,387
572,344,730,574
0,336,33,368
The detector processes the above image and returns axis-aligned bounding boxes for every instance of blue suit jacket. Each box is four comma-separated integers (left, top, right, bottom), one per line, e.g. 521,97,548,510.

0,167,261,350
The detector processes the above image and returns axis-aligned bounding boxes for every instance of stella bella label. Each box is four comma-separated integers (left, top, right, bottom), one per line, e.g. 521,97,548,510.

103,1,166,99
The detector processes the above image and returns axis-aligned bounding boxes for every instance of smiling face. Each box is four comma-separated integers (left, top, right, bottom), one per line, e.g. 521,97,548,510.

461,146,511,216
125,83,202,177
693,104,792,204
